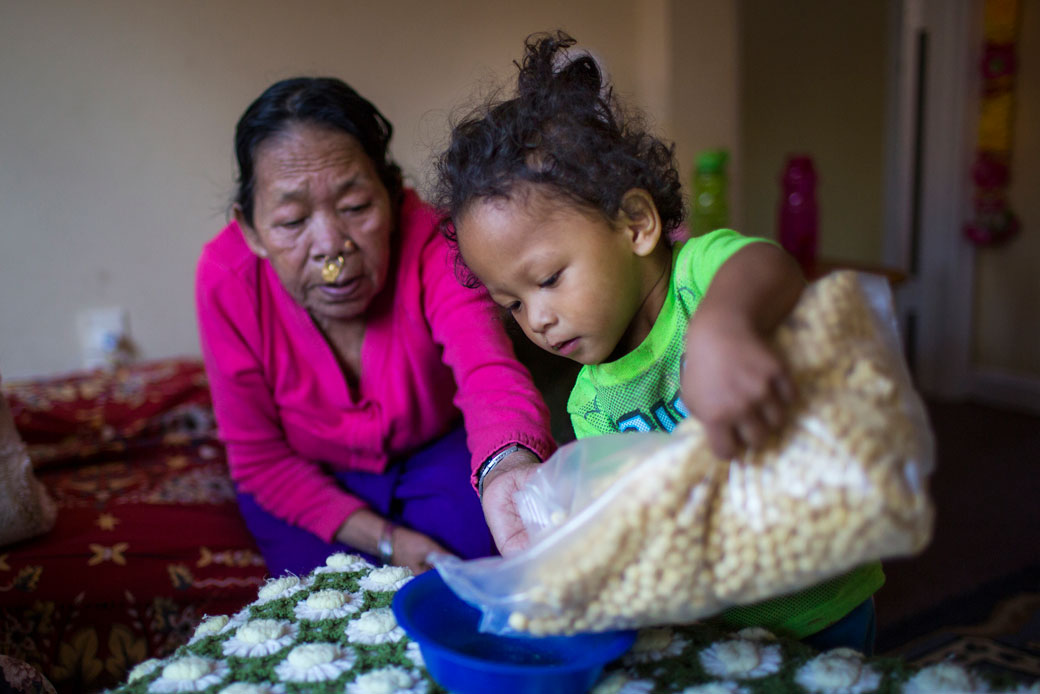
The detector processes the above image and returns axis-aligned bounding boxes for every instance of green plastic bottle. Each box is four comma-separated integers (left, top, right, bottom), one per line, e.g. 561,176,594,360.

690,149,729,236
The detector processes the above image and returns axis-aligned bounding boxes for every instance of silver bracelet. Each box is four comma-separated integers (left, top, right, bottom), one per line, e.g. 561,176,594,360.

377,520,395,565
477,444,523,499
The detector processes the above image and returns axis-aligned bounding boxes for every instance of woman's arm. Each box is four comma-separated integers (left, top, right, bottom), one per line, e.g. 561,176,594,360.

419,225,557,555
195,250,365,542
682,241,805,459
420,226,557,482
333,508,447,573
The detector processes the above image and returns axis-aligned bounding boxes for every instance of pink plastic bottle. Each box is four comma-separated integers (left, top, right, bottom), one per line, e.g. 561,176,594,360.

778,155,818,276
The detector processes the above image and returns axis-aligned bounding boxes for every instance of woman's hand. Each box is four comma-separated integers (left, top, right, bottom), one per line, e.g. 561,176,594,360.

334,509,449,575
682,308,795,459
479,448,542,556
388,526,450,574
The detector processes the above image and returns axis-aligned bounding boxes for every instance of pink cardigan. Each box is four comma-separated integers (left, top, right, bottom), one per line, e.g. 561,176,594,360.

196,191,555,542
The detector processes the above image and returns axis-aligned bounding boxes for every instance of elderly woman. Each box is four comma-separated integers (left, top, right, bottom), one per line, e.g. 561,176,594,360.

196,77,555,576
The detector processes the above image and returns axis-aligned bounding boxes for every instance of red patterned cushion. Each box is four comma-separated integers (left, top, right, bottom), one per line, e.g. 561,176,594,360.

0,359,267,692
3,359,212,468
0,656,56,694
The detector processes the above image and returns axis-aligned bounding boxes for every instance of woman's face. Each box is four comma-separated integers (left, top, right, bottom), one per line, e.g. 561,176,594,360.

237,123,394,326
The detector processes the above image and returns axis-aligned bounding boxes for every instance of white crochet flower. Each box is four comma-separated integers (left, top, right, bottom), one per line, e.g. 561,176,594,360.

220,607,253,633
345,666,429,694
127,658,162,682
314,552,373,575
679,683,751,694
730,627,777,642
359,565,413,592
591,672,628,694
217,683,287,694
148,656,230,693
698,639,782,680
293,589,364,621
345,607,407,645
404,641,425,668
590,672,655,694
795,648,881,694
623,627,690,664
188,615,230,644
222,619,298,657
903,662,989,694
274,642,357,683
617,678,656,694
1009,683,1040,694
255,575,304,604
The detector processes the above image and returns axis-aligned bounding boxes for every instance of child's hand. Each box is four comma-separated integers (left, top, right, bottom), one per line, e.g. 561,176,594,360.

682,308,795,459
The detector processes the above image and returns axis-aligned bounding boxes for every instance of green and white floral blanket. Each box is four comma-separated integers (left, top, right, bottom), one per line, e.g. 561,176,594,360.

108,553,1037,694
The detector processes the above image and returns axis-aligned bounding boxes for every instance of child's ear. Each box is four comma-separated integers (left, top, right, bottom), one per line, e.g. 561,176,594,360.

234,205,268,259
617,189,662,257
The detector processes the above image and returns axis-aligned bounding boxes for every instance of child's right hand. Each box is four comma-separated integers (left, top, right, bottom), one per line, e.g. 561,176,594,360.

682,306,796,459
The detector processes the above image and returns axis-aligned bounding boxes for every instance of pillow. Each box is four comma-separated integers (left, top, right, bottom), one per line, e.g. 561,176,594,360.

0,370,56,547
2,358,213,468
0,655,57,694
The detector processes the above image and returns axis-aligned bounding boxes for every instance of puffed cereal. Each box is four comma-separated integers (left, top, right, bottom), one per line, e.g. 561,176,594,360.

504,271,934,634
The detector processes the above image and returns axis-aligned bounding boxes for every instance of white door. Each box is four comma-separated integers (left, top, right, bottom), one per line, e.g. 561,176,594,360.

886,0,1040,413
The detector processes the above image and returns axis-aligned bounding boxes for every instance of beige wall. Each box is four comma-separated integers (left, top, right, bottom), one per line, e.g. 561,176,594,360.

973,0,1040,375
670,0,741,225
12,1,1032,386
1,0,680,378
738,0,888,256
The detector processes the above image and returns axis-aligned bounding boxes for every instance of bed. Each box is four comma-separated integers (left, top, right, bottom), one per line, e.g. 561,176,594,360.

0,359,267,693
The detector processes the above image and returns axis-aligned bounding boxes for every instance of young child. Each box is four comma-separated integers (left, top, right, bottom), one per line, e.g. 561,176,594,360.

433,31,883,654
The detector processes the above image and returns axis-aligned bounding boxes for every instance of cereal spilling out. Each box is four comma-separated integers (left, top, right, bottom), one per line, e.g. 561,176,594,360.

438,271,934,635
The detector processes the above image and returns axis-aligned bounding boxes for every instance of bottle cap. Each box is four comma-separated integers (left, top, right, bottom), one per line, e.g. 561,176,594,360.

783,155,817,183
696,149,728,174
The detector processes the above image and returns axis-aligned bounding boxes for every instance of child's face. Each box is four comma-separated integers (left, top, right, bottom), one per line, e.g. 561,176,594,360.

456,189,659,365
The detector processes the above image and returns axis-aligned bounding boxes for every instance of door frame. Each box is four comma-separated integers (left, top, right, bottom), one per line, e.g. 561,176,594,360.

883,0,1040,413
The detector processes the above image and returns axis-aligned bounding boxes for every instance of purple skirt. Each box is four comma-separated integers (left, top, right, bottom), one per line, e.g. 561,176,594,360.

236,426,496,577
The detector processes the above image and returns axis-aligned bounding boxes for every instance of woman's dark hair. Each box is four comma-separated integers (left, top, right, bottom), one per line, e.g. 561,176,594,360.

433,31,685,285
233,77,403,226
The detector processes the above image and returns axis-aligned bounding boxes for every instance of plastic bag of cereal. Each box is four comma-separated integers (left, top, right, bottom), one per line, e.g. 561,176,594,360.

436,271,934,635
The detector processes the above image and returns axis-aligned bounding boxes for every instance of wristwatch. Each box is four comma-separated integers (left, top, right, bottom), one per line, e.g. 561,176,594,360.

377,520,395,565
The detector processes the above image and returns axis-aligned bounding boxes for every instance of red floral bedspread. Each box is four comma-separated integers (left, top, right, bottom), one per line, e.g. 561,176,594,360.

0,359,267,693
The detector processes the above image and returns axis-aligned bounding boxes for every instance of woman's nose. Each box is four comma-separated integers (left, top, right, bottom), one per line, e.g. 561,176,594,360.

309,214,348,260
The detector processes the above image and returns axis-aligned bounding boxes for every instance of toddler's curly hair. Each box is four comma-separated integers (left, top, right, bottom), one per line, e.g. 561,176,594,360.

433,30,685,286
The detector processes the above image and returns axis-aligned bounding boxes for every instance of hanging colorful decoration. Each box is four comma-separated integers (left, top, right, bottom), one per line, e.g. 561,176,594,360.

964,0,1023,246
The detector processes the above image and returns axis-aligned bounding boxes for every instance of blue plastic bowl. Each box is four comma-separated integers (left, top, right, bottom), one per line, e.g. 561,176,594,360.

392,570,636,694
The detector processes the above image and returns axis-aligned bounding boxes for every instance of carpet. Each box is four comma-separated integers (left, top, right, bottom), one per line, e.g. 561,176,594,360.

880,565,1040,685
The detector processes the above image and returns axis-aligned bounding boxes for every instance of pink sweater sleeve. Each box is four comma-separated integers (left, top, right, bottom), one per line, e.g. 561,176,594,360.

195,254,365,542
420,231,557,484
